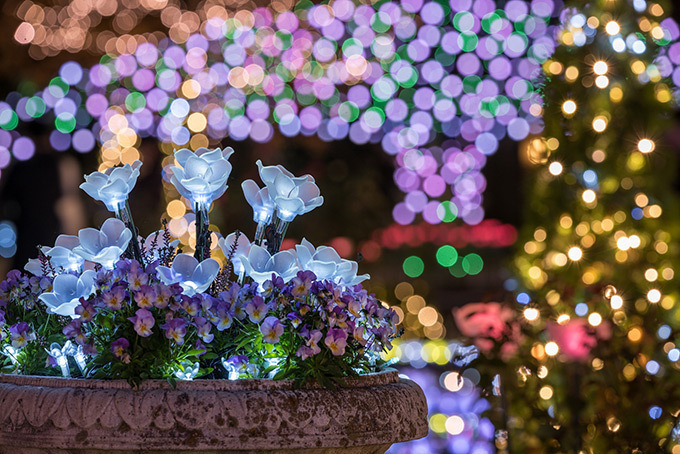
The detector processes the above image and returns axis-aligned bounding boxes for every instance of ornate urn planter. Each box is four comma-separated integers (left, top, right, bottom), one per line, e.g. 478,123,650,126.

0,369,427,453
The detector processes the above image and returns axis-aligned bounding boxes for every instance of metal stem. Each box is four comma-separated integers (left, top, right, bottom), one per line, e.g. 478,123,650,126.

115,201,145,266
194,203,210,262
254,221,267,247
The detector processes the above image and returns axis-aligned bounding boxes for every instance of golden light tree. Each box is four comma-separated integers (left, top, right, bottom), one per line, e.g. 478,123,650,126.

508,0,680,451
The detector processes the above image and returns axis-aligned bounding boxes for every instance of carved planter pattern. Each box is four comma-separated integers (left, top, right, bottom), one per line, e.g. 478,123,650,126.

0,370,427,453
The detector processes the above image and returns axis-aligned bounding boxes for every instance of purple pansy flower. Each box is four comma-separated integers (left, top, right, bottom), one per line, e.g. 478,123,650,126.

161,318,187,345
110,338,130,361
9,322,35,349
260,316,284,344
128,308,155,337
324,328,348,356
74,299,98,322
134,285,156,309
194,317,214,343
245,296,269,323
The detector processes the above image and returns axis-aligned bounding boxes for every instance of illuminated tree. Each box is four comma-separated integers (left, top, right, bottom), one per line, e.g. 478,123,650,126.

509,1,680,451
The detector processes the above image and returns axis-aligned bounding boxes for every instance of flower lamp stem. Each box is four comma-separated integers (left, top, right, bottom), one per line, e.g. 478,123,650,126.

264,216,289,255
115,201,145,266
254,221,267,247
194,203,211,262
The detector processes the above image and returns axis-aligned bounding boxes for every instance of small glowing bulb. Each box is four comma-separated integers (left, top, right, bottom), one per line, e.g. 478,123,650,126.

645,268,658,282
592,116,608,132
638,138,655,153
548,162,563,175
595,75,609,88
617,236,631,251
524,307,540,321
610,295,624,309
545,341,559,356
557,314,571,324
562,100,577,115
593,60,608,75
588,312,602,326
539,385,554,400
568,246,583,261
647,289,662,303
606,21,621,35
629,235,641,248
582,190,597,204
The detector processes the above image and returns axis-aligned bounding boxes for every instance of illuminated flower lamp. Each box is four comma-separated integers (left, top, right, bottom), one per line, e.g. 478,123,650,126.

245,161,323,254
80,161,144,264
72,219,132,269
169,147,234,260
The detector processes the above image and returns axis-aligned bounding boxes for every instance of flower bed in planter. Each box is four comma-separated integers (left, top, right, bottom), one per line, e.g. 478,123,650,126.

0,148,428,453
0,370,427,454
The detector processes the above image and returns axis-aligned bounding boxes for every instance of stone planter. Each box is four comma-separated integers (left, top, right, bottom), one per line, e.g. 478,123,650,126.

0,369,427,453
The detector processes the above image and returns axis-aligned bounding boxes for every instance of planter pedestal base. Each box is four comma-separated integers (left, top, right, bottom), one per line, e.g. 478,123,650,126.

0,370,427,453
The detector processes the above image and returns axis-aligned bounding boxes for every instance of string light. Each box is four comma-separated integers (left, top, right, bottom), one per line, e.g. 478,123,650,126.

567,246,583,261
562,100,577,115
545,342,559,356
593,61,609,75
605,21,621,35
511,3,680,449
548,162,564,176
524,307,540,321
638,139,655,153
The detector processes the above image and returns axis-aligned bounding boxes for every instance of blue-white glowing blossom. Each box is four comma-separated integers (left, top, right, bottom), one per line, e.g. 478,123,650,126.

295,238,369,287
238,244,298,285
38,270,97,318
80,161,142,211
169,147,234,207
156,253,220,296
72,218,132,269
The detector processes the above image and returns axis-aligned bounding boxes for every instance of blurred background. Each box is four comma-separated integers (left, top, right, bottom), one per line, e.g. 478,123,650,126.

1,0,679,452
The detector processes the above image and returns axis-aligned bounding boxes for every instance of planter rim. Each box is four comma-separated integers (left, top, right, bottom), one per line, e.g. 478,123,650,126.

0,368,399,391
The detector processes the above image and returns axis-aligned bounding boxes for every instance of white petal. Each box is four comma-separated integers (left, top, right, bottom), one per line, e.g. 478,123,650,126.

79,182,103,201
77,228,103,254
174,149,194,167
156,265,176,285
100,218,127,242
247,245,272,272
114,228,133,251
53,274,79,296
38,292,61,309
55,235,79,250
24,259,43,276
274,197,304,214
94,247,125,267
242,179,262,208
172,253,199,278
296,181,321,201
271,250,297,275
314,246,342,263
191,259,220,290
308,261,336,280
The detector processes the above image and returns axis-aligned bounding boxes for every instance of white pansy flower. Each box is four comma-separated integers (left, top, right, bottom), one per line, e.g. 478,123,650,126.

72,218,132,269
156,254,220,296
80,161,142,211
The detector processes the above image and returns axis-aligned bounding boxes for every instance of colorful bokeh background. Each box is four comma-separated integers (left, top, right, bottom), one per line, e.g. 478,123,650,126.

1,0,680,451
